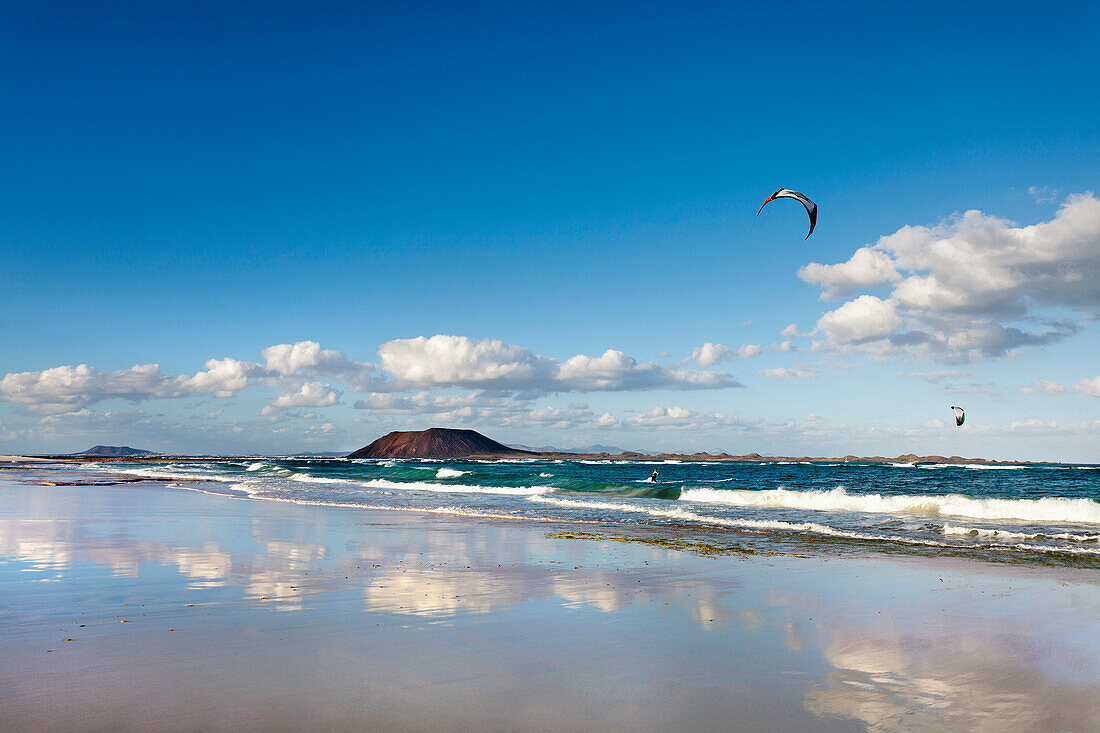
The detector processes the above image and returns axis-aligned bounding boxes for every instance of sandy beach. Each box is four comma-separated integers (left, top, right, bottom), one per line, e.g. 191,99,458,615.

1,464,1098,732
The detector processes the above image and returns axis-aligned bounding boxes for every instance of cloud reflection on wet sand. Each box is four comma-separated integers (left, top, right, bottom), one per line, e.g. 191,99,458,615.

3,472,1100,731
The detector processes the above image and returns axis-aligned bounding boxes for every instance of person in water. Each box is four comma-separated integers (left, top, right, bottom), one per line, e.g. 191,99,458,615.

650,469,659,482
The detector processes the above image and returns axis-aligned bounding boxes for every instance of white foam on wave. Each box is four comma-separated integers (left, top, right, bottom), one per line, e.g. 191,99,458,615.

289,473,350,484
530,494,842,533
435,468,469,478
245,462,268,472
527,496,1100,556
539,473,554,478
942,524,1100,543
283,471,545,496
364,478,551,497
679,486,1100,524
163,481,255,498
917,463,1025,470
117,467,237,483
526,495,960,548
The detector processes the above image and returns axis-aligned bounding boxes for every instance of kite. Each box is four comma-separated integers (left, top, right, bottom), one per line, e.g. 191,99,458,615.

950,406,965,427
757,189,818,239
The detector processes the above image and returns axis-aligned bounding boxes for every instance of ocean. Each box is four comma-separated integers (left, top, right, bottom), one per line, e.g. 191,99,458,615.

84,457,1100,564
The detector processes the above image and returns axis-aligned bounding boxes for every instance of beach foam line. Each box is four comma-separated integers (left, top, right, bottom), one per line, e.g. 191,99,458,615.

679,487,1100,524
116,467,239,483
530,495,883,539
942,524,1100,543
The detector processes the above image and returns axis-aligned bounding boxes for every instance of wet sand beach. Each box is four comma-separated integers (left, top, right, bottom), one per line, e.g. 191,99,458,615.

2,465,1100,732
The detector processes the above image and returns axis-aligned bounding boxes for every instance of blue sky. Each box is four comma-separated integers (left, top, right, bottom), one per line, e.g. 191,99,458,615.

2,1,1098,460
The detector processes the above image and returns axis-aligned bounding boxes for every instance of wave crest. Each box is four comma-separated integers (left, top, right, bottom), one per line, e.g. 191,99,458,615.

679,487,1100,524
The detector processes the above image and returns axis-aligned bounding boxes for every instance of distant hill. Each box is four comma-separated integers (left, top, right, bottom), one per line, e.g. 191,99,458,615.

348,429,535,459
509,443,626,454
71,445,156,457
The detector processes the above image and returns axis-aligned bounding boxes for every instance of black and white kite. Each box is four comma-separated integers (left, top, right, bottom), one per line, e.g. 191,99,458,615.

950,406,965,427
757,189,818,239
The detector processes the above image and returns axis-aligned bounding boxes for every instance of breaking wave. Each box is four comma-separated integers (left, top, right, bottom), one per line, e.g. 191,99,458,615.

679,487,1100,524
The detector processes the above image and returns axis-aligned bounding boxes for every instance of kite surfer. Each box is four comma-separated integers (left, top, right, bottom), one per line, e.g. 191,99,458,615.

649,469,659,483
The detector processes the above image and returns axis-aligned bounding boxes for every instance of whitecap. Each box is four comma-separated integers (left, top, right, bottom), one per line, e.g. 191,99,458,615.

362,478,551,497
289,473,350,484
526,496,1100,556
679,486,1100,524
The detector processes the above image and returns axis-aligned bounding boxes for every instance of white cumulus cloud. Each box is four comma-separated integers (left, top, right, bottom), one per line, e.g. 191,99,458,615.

816,295,902,345
262,382,341,415
803,193,1100,362
1,335,743,417
262,341,361,377
622,406,753,431
1021,376,1100,397
685,342,761,367
0,359,260,414
1076,376,1100,397
798,247,901,299
378,335,742,394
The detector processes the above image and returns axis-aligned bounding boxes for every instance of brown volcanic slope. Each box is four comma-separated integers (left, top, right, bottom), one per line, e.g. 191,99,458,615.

348,428,536,459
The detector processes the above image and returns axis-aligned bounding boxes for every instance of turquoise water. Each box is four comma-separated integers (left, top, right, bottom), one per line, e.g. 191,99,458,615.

88,457,1100,563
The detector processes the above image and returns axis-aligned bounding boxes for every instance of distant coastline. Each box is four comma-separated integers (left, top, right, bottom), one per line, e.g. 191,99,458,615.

9,428,1062,466
14,451,1057,466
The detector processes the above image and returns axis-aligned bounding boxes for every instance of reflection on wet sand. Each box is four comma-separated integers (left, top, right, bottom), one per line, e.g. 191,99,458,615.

4,471,1100,732
1,482,739,628
364,567,527,616
805,619,1100,731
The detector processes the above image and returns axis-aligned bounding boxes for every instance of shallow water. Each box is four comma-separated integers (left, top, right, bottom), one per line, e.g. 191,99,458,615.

64,457,1100,565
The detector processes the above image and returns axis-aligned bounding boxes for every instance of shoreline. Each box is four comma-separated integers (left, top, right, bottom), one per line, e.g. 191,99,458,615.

3,464,1100,730
16,459,1100,569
